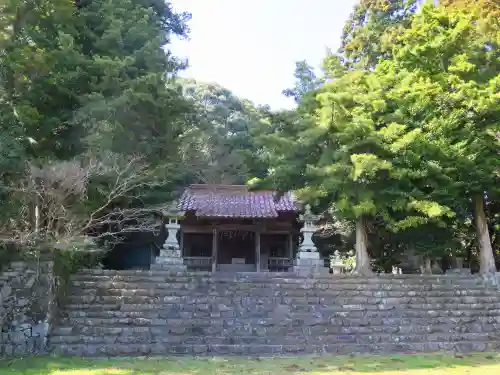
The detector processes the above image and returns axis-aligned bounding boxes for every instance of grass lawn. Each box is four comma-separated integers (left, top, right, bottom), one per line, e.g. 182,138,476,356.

1,353,500,375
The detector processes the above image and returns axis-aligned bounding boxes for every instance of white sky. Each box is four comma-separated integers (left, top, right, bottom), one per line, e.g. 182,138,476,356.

169,0,358,110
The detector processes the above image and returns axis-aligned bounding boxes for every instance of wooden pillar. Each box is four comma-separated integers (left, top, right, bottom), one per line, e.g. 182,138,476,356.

255,231,260,272
255,231,261,272
212,228,218,273
288,233,294,259
180,229,184,256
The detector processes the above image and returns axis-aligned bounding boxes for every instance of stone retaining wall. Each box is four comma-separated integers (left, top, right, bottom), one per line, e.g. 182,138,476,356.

50,270,500,356
0,257,55,357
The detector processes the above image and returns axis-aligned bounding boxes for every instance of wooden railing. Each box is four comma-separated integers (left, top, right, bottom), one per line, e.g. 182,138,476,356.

184,256,212,271
183,256,297,272
268,257,293,271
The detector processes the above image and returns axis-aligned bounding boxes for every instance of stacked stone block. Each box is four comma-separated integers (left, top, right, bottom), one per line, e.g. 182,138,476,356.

0,258,54,356
152,249,186,271
50,270,500,357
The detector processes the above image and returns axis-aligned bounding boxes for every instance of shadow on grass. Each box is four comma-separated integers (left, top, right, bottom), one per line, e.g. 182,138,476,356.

1,353,500,375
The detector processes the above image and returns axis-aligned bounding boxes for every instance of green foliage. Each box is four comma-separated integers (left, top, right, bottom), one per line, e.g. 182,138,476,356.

255,0,500,270
385,3,500,201
179,79,275,187
330,250,356,272
75,0,191,164
53,237,105,304
0,0,191,243
294,68,452,228
340,0,420,69
179,79,263,185
2,0,499,273
0,242,22,271
0,0,88,160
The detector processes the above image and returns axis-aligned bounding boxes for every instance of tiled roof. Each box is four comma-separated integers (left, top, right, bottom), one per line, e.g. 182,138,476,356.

178,184,298,218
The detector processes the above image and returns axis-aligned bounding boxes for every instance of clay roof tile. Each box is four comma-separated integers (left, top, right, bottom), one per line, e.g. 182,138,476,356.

178,184,298,218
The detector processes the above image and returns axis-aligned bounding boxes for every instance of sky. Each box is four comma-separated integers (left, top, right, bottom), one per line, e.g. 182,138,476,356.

169,0,359,110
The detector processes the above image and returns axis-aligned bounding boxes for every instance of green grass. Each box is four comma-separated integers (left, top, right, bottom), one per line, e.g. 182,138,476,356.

1,353,500,375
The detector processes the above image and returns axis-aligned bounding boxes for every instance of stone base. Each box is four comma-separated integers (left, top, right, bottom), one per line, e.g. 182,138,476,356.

293,265,330,277
155,256,184,265
294,252,329,277
447,268,472,275
151,263,187,271
152,248,186,271
331,265,344,275
160,249,181,257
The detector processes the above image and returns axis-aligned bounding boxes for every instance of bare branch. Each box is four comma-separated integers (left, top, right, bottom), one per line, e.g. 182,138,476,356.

0,152,169,246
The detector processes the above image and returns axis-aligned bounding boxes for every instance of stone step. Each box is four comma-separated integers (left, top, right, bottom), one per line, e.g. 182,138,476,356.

52,319,500,336
70,279,485,290
75,269,477,277
49,331,500,346
52,271,500,357
68,286,499,298
69,279,486,288
71,272,484,284
62,303,500,317
60,314,500,325
65,293,500,305
50,340,500,357
69,288,495,299
64,294,500,308
77,269,481,277
1,271,21,278
63,308,500,320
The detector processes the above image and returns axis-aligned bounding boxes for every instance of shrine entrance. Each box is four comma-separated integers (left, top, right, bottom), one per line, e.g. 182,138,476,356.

217,230,256,272
153,184,328,274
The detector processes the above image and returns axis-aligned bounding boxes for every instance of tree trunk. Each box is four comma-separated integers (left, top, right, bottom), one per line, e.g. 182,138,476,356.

354,216,372,275
431,259,443,274
422,258,432,274
474,194,496,274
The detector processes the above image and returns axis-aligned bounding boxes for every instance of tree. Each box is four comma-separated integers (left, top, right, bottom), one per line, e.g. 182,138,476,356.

1,153,167,245
0,0,193,245
256,65,455,274
282,60,322,104
340,0,420,69
0,0,86,160
249,60,326,194
441,0,500,19
0,0,86,240
384,3,500,273
179,79,264,185
74,0,191,169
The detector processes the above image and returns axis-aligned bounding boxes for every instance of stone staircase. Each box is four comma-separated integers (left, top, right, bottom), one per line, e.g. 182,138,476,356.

49,269,500,356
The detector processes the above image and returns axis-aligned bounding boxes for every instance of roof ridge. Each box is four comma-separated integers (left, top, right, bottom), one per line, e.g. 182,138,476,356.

179,184,298,218
188,184,249,191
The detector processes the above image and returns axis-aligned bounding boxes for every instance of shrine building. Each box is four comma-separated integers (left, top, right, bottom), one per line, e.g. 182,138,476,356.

153,184,328,275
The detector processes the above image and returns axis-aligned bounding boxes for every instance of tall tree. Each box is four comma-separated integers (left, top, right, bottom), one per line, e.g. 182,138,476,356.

179,79,263,185
384,2,500,273
282,60,322,104
340,0,420,69
257,67,454,274
0,0,193,241
74,0,190,165
0,0,86,160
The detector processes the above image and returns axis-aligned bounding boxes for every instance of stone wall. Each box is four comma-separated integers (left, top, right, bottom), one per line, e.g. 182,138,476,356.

0,256,55,357
50,270,500,356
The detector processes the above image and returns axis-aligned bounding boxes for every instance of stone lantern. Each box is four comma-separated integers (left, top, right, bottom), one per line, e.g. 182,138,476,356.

152,201,186,271
293,204,329,277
